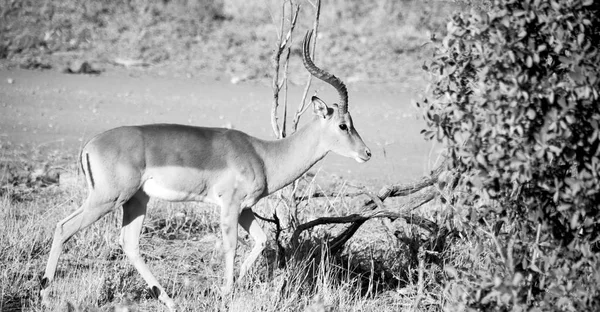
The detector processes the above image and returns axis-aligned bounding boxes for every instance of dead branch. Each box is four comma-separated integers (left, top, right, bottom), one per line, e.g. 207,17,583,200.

293,0,321,132
289,159,448,253
328,187,438,255
295,159,446,202
294,189,364,201
290,207,438,248
279,5,299,138
373,158,446,201
271,1,299,139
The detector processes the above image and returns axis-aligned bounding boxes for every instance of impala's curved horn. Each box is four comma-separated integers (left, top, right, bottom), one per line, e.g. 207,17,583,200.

302,30,348,115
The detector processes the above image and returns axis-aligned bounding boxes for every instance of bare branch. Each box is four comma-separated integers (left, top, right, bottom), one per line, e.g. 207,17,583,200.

293,0,321,132
280,5,300,138
253,212,277,224
327,188,437,254
289,159,448,253
375,159,446,199
271,1,288,138
271,1,300,139
294,189,365,201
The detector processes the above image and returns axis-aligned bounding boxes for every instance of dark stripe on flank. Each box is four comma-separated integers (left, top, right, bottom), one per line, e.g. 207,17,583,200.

85,152,95,189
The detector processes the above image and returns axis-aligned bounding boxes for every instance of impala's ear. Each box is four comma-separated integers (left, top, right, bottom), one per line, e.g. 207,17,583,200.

312,96,331,119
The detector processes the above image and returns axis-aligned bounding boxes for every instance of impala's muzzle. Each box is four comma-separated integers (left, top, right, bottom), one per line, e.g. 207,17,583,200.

355,146,372,163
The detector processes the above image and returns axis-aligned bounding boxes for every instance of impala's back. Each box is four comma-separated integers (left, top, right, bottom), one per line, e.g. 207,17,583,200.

82,124,268,207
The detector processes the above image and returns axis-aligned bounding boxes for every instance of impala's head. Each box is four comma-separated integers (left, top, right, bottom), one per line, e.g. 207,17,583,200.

303,31,371,163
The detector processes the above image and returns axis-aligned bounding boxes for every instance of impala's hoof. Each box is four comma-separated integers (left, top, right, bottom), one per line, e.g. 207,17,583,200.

150,286,177,312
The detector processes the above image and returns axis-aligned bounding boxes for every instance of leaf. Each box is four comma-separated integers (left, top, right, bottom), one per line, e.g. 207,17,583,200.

476,153,487,166
548,91,555,104
578,33,585,46
529,263,542,274
512,272,524,285
557,297,571,307
445,266,458,278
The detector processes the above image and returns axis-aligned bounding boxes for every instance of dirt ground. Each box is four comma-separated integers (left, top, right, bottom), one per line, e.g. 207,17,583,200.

0,68,437,188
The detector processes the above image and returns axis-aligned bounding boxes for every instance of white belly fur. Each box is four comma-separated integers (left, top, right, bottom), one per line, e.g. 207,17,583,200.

142,178,207,202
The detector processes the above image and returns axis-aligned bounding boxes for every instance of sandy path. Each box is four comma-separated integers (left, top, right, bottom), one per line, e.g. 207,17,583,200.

0,68,437,187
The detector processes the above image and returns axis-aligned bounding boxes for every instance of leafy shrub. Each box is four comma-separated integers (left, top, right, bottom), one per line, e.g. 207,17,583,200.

421,0,600,310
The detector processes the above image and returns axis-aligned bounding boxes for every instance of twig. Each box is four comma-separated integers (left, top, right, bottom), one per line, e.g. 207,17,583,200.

293,0,321,132
412,246,425,311
280,3,300,138
274,211,287,268
271,1,299,139
294,189,365,201
253,212,277,224
527,223,542,304
270,0,287,138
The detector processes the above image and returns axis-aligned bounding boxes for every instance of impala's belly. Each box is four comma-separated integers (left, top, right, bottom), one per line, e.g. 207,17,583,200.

141,167,215,203
142,179,207,202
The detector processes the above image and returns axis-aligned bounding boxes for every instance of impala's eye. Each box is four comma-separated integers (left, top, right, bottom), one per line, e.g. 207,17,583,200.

339,124,348,131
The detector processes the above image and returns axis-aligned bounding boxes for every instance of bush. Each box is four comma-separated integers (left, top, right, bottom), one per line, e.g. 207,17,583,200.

421,0,600,310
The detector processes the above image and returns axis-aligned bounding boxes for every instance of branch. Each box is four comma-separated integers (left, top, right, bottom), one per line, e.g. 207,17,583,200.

328,188,437,255
279,4,300,138
294,189,365,201
271,1,295,138
289,159,448,253
374,159,446,200
293,0,321,132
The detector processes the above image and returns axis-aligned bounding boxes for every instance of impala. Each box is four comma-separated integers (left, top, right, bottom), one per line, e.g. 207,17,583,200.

40,30,371,310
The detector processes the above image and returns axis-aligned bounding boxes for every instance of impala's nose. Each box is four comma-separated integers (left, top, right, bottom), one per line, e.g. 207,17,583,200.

356,147,371,163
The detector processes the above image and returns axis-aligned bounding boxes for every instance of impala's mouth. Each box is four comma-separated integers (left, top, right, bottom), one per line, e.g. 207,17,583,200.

354,147,372,163
355,155,371,163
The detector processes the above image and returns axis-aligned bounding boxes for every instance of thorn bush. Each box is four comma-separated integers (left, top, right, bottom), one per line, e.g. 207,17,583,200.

421,0,600,310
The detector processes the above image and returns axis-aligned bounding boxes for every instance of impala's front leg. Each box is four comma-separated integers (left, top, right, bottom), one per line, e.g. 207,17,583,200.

219,194,241,294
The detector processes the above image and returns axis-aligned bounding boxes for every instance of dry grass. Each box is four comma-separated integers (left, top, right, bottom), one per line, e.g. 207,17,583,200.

0,144,474,311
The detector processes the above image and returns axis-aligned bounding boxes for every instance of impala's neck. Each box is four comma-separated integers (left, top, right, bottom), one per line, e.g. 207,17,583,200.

258,118,328,194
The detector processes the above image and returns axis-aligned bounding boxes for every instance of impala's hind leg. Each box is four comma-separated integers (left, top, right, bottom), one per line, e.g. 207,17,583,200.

238,208,267,281
40,197,117,304
120,191,176,311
